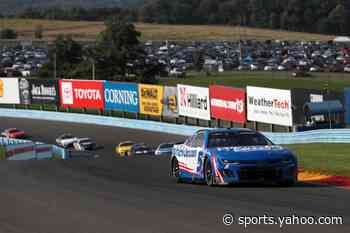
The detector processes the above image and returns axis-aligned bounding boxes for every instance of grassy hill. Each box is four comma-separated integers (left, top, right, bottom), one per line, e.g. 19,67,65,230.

0,19,335,41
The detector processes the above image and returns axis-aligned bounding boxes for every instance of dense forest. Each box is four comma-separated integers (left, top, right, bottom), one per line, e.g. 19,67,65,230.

140,0,350,35
1,0,350,35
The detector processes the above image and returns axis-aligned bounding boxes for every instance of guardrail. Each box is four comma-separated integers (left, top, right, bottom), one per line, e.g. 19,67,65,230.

1,108,350,144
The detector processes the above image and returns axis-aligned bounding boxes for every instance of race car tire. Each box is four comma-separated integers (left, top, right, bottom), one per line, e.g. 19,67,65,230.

278,173,297,187
171,158,182,183
204,158,215,186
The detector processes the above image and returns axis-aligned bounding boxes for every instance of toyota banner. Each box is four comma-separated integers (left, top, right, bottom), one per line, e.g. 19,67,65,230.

247,86,293,126
59,80,104,109
178,84,211,120
210,85,246,123
104,82,139,113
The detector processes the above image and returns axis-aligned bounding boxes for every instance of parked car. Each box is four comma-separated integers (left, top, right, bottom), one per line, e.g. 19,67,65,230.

56,133,78,148
1,128,26,139
116,141,135,157
73,138,96,151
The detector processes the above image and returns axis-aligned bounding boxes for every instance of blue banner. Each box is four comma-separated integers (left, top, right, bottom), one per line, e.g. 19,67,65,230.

104,82,139,113
345,88,350,124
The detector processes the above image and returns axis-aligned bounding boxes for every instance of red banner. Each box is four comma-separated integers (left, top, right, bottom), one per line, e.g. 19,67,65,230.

59,80,104,109
209,85,246,123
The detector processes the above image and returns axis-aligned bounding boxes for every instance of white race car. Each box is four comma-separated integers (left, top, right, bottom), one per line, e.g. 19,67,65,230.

73,138,96,151
56,133,78,148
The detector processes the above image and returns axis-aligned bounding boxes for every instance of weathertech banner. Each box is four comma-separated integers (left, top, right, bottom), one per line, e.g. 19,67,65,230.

19,79,59,105
0,78,20,104
247,86,292,126
162,86,179,117
178,84,211,120
59,80,104,109
104,82,139,113
209,85,246,123
139,84,163,116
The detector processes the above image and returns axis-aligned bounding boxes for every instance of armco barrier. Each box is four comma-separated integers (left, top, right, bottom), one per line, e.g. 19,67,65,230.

1,108,350,144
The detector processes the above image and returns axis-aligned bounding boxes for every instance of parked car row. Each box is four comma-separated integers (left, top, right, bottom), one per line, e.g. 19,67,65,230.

142,40,350,75
0,45,48,77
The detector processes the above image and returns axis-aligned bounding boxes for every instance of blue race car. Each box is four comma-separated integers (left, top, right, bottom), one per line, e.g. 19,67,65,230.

170,128,298,186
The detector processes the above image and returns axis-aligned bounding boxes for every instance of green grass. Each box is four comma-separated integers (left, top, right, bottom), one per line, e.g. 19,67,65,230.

0,146,5,160
286,144,350,176
160,71,350,92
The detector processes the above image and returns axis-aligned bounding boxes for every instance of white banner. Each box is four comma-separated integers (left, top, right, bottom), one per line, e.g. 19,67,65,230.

247,86,293,126
0,78,20,104
177,84,210,120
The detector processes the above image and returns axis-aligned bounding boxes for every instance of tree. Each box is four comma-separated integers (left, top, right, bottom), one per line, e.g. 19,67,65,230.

34,25,43,39
192,49,205,72
38,35,85,79
95,16,142,80
0,28,17,39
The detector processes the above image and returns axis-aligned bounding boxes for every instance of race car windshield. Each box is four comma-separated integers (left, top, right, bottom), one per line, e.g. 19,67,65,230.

207,132,272,148
121,142,134,147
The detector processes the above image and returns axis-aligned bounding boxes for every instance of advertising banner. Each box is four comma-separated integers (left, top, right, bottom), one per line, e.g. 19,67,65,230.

19,79,58,105
104,82,139,113
139,84,163,116
178,84,210,120
162,86,178,117
247,86,292,126
59,80,104,109
345,88,350,125
209,85,246,123
0,78,20,104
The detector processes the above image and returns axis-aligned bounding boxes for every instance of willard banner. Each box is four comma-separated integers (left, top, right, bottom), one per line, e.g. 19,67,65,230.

162,86,179,117
0,78,20,104
19,79,58,105
104,82,139,113
139,84,163,116
209,85,246,123
178,84,211,120
59,80,104,109
247,86,293,126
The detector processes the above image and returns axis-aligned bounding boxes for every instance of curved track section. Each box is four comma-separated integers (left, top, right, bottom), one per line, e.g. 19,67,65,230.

0,117,349,233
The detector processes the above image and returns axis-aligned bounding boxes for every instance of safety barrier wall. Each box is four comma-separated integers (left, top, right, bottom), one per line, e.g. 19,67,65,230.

1,108,350,144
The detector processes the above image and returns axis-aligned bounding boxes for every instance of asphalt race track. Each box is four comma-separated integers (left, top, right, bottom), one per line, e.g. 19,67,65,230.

0,117,349,233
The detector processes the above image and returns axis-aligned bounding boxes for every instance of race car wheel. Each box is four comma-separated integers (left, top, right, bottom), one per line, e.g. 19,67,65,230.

171,158,182,183
204,158,215,186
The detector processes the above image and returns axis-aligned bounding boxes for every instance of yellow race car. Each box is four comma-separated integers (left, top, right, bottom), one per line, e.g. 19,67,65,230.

116,141,135,157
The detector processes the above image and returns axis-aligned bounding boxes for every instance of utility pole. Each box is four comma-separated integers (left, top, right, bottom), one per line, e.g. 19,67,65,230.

53,52,57,79
92,59,95,80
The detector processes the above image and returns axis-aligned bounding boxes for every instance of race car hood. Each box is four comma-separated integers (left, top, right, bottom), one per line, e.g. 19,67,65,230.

210,145,293,161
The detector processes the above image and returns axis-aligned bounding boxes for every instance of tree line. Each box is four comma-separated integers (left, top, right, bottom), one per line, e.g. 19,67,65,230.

38,17,161,83
5,0,350,35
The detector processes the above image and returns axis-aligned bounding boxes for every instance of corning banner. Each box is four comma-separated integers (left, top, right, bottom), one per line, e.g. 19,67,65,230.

59,80,104,109
247,86,293,126
178,84,211,120
162,86,179,117
104,81,139,113
0,78,20,104
209,85,246,123
19,79,59,105
139,84,163,116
